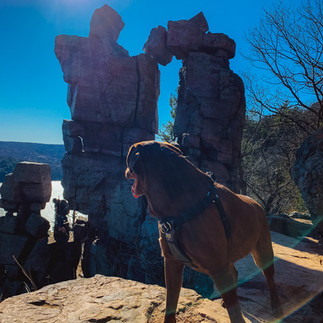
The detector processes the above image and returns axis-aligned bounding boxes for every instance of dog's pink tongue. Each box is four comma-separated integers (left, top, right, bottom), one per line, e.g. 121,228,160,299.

131,178,140,198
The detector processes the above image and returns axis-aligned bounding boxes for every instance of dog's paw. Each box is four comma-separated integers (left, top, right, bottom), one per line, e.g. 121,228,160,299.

164,313,176,323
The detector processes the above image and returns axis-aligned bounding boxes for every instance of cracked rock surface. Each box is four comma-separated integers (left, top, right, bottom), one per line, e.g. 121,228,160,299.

0,232,322,323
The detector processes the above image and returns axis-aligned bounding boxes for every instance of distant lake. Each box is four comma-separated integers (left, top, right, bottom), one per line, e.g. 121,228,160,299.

0,181,84,229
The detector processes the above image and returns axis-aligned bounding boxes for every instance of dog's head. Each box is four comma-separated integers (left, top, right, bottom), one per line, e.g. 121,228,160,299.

125,141,183,198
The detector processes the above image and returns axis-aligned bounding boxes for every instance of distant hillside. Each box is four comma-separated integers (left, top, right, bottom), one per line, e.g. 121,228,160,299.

0,141,65,181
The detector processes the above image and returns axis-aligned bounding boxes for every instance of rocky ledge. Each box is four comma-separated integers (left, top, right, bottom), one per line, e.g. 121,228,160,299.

0,232,322,322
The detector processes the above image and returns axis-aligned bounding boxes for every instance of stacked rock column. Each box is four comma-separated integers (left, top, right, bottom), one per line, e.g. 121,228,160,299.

55,5,159,279
0,162,51,298
174,49,245,192
145,12,246,192
143,12,245,294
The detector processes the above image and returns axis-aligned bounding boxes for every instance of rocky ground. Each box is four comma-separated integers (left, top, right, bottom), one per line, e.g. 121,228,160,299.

0,231,322,323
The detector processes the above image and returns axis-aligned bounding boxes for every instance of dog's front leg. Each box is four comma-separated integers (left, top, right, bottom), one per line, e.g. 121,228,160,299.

164,257,184,323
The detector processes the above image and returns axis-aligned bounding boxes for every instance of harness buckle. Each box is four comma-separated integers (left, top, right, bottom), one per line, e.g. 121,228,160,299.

161,221,172,234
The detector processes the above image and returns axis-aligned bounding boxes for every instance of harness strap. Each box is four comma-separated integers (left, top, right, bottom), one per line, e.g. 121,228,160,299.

162,224,197,268
161,180,231,238
172,184,217,230
160,178,231,267
213,193,231,239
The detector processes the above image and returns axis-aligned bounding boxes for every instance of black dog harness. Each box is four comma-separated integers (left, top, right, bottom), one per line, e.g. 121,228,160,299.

159,178,231,268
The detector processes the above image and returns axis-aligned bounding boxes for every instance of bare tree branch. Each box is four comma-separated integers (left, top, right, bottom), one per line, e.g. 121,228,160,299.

244,0,323,129
12,255,37,292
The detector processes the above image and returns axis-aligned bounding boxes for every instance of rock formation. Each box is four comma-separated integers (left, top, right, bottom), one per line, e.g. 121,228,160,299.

55,4,160,284
144,12,245,192
0,162,51,299
0,162,88,300
143,26,173,66
174,50,245,192
0,232,322,322
0,161,51,211
55,5,158,232
267,213,313,238
291,128,323,237
173,19,244,192
54,4,245,293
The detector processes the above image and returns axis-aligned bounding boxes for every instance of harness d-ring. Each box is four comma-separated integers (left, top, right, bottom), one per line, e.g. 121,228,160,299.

161,221,172,234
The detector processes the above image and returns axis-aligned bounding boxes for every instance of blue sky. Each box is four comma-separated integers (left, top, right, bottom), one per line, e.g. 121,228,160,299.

0,0,280,144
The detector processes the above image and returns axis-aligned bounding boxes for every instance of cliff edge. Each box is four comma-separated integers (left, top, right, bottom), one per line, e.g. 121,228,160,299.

0,232,322,322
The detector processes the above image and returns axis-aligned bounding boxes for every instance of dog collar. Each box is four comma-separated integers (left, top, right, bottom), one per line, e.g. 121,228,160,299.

161,178,231,238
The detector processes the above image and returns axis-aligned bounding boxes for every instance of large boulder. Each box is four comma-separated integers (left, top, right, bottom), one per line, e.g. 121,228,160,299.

167,12,209,59
0,162,51,207
267,214,313,238
201,32,236,59
89,4,125,43
143,26,173,66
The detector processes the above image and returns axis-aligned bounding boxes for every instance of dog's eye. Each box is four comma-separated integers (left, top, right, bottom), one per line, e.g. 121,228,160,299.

135,152,140,157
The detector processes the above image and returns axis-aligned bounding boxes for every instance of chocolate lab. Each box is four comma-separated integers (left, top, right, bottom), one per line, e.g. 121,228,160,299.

125,141,282,323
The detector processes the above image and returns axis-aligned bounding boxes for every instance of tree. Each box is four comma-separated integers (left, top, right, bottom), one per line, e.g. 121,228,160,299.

245,0,323,131
241,107,311,214
158,93,177,142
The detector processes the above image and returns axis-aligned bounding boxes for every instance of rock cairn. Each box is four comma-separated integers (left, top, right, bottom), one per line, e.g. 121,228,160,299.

292,128,323,237
55,4,245,292
144,12,246,192
0,162,90,300
0,162,51,299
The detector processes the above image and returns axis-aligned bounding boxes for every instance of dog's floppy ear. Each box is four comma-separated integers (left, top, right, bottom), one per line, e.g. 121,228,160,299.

127,141,183,178
127,141,158,175
127,144,143,175
161,142,183,156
